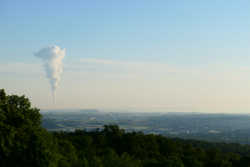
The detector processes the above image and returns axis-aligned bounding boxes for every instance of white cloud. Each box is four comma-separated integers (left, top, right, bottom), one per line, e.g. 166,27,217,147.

2,60,250,82
34,45,66,105
63,59,200,79
0,62,43,74
0,59,199,80
2,60,250,109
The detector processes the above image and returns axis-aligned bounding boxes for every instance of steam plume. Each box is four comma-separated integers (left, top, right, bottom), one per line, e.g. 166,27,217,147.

34,45,66,105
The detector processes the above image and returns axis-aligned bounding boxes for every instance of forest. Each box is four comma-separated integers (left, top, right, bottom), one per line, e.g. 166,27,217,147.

1,89,250,167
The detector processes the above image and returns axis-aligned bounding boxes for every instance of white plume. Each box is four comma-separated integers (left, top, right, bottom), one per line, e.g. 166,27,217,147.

34,45,66,105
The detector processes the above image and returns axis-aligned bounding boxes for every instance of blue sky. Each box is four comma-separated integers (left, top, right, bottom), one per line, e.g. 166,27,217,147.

1,1,250,111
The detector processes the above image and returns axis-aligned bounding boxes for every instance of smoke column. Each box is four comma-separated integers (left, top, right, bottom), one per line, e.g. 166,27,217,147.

34,45,66,105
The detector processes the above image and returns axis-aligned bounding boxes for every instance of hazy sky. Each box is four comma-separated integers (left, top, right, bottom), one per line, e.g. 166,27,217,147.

1,1,250,111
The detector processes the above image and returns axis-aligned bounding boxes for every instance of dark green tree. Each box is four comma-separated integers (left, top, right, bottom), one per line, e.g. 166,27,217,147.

227,153,241,167
0,89,61,166
181,144,204,167
239,156,250,167
204,148,231,167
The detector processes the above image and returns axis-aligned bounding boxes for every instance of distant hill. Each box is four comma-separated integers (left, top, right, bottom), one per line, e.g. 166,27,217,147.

78,109,100,113
41,119,60,129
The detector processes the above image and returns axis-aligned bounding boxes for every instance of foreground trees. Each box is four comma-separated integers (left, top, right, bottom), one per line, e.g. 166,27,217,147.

0,89,61,166
1,89,250,167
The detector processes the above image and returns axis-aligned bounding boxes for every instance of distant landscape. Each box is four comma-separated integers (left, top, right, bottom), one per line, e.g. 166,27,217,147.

41,110,250,145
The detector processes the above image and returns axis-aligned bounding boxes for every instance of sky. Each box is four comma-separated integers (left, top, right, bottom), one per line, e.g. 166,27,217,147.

1,0,250,112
